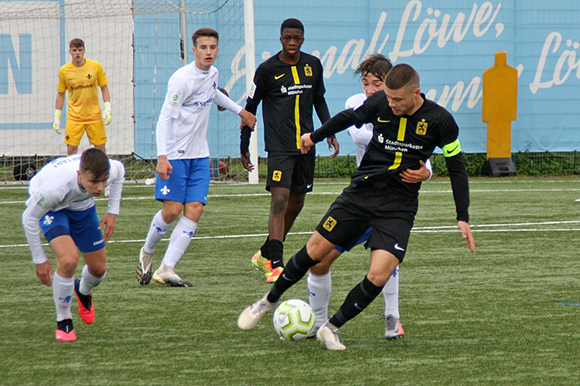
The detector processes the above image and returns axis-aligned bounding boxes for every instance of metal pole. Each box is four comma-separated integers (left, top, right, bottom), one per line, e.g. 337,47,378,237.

180,0,188,64
244,0,259,184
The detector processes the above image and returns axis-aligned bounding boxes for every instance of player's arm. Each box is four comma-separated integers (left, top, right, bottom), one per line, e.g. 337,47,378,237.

313,72,339,158
443,140,475,253
53,92,66,134
301,108,360,154
101,84,112,125
214,88,256,129
22,200,52,286
100,160,125,242
240,68,266,171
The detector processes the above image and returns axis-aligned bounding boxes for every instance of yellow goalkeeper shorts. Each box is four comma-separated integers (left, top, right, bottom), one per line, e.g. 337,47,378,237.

65,121,107,146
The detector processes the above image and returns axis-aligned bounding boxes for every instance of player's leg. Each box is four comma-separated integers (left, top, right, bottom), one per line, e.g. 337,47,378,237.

383,265,405,340
307,248,340,335
64,122,85,156
307,226,371,334
138,159,189,285
39,210,78,341
321,249,398,350
238,231,335,330
69,206,107,325
50,235,80,341
153,158,209,287
86,121,107,153
238,200,366,331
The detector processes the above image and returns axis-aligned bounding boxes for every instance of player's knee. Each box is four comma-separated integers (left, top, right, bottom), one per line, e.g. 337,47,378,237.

310,261,330,275
366,271,389,287
89,263,107,278
162,207,182,223
57,255,78,276
270,196,288,215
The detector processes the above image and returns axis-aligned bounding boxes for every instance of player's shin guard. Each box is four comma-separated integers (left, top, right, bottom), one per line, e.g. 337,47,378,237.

144,210,171,254
53,272,74,321
307,272,332,329
267,245,318,303
329,276,383,328
163,216,197,267
268,239,284,268
79,265,106,295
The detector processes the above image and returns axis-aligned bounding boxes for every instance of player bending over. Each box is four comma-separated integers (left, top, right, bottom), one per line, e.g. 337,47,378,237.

22,148,125,341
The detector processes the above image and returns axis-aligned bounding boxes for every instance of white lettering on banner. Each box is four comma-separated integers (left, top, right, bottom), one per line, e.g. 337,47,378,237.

222,1,579,111
530,31,580,94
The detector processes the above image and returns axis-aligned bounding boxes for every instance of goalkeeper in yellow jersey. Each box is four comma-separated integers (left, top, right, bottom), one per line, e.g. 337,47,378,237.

53,38,112,156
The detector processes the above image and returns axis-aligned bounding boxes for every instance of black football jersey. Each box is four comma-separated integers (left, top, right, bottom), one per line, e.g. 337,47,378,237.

245,51,330,155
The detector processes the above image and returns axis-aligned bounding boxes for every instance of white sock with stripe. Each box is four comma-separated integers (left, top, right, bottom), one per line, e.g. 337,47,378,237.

307,271,332,329
144,210,171,254
79,265,106,295
53,272,74,322
383,265,400,319
161,216,197,268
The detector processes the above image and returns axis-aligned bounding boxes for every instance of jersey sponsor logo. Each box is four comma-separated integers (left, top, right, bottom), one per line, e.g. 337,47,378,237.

377,133,384,143
43,215,54,225
274,73,285,80
322,216,337,232
193,97,215,107
168,92,183,107
160,186,171,196
272,170,282,182
416,119,428,135
394,243,405,252
93,239,104,246
377,117,390,123
304,64,313,77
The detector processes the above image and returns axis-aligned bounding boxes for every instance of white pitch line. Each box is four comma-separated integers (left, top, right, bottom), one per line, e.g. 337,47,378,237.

1,222,579,249
2,187,580,205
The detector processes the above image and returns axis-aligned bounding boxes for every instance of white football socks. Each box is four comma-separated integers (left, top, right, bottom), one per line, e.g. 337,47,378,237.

144,210,171,254
79,265,106,296
383,265,400,319
307,272,332,329
161,216,197,268
53,272,74,322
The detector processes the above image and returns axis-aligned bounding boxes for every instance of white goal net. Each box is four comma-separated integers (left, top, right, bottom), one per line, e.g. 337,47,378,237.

0,0,251,182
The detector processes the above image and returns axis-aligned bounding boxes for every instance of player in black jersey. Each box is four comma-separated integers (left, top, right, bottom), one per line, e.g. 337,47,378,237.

240,18,339,283
238,63,475,350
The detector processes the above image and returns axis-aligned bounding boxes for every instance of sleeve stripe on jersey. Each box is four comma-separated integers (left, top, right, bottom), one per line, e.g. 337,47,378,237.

442,139,462,157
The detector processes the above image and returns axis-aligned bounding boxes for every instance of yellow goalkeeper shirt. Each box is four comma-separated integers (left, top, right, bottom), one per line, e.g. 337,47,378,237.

57,59,108,123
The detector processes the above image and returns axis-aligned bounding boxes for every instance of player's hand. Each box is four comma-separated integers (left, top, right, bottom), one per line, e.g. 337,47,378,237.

35,260,53,286
327,137,340,159
99,213,117,243
239,109,256,130
52,110,62,134
103,102,112,125
156,156,172,180
458,220,475,253
241,152,254,172
400,160,431,183
300,133,315,154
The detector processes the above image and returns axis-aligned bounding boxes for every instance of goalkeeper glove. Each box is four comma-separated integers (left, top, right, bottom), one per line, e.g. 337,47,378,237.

103,102,112,125
52,110,62,134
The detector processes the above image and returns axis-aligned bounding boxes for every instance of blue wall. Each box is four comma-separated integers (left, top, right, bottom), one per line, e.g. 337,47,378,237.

134,0,580,158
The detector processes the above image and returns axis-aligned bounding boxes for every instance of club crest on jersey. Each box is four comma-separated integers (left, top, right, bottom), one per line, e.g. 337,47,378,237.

304,64,313,77
272,170,282,182
416,119,428,135
322,216,337,232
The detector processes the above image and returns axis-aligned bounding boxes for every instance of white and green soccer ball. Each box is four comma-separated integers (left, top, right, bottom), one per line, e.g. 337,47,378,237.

272,299,315,341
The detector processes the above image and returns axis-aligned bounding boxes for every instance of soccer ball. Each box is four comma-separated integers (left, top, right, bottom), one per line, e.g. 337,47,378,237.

272,299,315,341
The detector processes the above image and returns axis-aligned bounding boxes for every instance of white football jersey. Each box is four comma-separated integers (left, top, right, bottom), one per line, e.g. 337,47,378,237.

345,93,373,166
156,62,242,160
23,155,125,264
